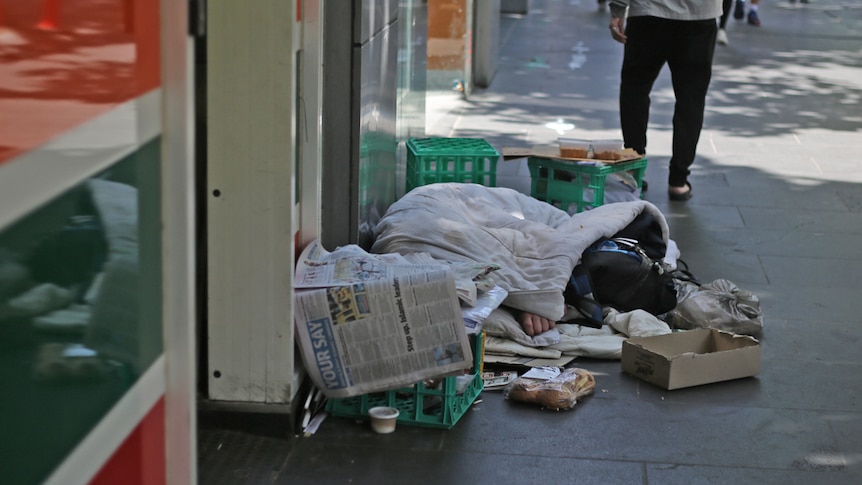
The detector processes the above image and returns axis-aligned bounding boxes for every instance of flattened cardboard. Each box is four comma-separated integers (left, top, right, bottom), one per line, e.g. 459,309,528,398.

501,145,643,164
482,352,576,368
621,328,760,390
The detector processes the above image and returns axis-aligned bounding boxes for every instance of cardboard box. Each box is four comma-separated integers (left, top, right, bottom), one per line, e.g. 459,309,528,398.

621,329,760,390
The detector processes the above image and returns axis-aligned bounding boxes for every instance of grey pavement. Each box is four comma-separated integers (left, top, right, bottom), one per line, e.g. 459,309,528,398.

199,1,862,483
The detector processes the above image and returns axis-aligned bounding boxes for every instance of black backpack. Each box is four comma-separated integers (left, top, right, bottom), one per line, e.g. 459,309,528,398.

565,238,677,325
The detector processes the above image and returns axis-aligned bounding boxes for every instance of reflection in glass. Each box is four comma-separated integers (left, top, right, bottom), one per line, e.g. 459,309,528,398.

0,0,151,164
0,144,162,484
0,1,162,483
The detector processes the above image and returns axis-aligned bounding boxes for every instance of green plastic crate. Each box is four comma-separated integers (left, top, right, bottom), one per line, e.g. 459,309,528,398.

528,156,648,213
406,138,499,190
325,332,484,430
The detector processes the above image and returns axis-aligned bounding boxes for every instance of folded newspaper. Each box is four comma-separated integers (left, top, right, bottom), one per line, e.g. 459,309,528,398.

294,240,474,398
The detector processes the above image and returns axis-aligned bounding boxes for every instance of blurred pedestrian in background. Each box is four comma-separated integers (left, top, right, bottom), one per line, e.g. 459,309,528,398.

734,0,762,26
608,0,722,201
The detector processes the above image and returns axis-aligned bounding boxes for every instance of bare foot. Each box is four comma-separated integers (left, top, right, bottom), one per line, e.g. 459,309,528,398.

518,311,556,336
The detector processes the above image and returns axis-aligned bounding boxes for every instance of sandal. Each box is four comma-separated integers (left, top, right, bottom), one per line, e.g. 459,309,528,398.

668,182,693,201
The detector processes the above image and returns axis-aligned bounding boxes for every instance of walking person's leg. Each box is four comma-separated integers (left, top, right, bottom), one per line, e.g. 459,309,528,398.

734,0,746,19
619,17,667,157
747,0,762,26
666,20,718,198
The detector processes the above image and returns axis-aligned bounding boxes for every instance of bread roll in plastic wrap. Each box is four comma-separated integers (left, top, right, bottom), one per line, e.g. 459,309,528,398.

503,367,595,411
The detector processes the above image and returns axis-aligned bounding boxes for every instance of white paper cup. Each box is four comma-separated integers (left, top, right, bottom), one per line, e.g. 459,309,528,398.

368,406,400,434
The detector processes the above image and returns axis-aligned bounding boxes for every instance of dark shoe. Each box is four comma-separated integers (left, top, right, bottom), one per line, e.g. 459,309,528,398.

747,10,761,26
668,182,693,201
734,0,746,20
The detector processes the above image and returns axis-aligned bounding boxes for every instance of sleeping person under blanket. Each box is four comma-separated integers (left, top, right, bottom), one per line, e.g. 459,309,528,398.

371,183,671,337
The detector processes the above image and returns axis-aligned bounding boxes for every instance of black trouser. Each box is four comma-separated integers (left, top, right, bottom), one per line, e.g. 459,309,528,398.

619,16,717,188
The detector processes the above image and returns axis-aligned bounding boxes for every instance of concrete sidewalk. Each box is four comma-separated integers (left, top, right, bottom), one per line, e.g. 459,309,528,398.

427,1,862,481
436,0,862,293
202,1,862,483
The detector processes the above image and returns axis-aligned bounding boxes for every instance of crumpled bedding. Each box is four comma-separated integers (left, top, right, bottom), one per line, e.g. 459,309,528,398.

371,183,674,359
482,307,671,360
371,183,670,321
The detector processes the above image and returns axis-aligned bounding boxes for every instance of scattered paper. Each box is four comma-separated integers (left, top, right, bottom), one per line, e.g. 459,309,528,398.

303,411,329,437
481,370,518,390
522,366,562,380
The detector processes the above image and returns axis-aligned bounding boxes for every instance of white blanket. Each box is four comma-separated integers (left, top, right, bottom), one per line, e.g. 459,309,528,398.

371,183,670,322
